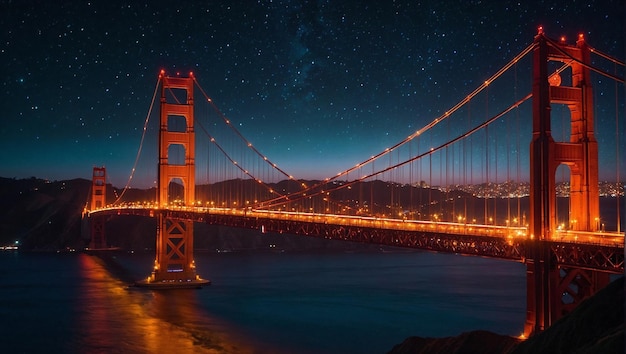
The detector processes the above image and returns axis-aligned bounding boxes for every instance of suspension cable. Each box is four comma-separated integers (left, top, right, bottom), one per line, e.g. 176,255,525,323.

194,118,290,200
250,42,538,210
192,79,356,211
260,93,532,209
589,46,626,67
544,35,625,84
192,78,299,183
113,75,162,204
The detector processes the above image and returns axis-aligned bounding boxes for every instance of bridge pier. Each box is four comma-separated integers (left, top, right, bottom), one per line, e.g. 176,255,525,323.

136,71,209,289
87,167,107,250
524,243,611,336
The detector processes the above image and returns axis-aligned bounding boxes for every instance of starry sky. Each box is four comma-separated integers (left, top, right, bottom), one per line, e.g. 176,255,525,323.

1,1,624,188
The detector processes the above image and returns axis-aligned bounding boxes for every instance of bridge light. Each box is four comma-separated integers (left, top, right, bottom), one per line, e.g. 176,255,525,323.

560,36,566,42
537,26,544,35
548,72,561,86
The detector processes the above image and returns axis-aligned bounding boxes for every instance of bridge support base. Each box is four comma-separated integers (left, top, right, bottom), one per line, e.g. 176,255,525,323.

135,278,210,289
524,257,610,337
89,215,107,250
136,215,210,289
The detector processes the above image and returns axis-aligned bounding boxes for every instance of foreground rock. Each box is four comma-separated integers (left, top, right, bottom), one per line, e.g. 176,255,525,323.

388,277,624,354
510,276,624,354
387,330,519,354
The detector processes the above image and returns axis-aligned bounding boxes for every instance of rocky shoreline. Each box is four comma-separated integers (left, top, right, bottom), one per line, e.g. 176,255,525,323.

388,276,624,354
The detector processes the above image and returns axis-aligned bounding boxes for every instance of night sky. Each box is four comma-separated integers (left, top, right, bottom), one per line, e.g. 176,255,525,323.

1,1,624,188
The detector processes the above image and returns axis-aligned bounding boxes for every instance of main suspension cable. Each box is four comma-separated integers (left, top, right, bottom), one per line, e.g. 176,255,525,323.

544,35,625,84
259,93,532,209
113,75,162,204
281,42,537,198
193,78,299,184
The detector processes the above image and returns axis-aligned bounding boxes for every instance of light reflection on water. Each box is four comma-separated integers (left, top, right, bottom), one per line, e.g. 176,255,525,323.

0,252,260,353
0,250,526,353
72,253,258,353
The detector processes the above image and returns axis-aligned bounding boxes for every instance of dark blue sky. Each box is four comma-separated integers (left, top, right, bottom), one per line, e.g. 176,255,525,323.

1,1,623,187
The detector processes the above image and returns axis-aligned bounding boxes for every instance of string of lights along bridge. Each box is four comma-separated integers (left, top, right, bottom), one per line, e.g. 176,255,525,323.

85,29,624,338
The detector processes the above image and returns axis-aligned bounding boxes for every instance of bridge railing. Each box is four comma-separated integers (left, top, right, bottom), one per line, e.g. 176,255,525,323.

88,204,624,248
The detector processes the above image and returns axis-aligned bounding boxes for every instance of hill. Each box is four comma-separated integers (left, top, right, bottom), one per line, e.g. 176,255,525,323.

0,177,91,250
387,276,625,354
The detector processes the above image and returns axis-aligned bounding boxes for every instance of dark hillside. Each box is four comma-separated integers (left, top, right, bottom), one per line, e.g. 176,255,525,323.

0,177,91,250
388,277,625,354
510,276,624,354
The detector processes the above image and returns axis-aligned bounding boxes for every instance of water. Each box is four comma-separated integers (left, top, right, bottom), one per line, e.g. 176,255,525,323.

0,249,526,353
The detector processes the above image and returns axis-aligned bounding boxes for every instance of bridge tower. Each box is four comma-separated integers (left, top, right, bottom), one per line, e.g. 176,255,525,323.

89,166,107,249
138,71,208,287
525,28,609,336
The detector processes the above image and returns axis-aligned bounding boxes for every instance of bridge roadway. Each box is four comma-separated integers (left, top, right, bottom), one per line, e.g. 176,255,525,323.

89,205,624,274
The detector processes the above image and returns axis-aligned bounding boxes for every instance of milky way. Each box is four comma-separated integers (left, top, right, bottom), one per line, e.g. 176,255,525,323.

1,1,623,187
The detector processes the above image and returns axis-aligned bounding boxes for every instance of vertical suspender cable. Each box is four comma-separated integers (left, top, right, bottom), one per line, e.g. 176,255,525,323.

507,77,511,228
409,139,413,218
494,97,498,224
484,86,489,224
515,61,521,226
615,62,622,233
464,101,469,223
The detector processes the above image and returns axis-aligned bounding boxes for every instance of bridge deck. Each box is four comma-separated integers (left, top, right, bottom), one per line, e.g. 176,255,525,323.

89,206,624,274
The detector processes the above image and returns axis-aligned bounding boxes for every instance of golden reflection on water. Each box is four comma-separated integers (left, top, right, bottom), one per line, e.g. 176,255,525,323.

74,253,257,353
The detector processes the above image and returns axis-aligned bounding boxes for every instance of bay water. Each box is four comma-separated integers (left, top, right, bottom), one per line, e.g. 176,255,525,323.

0,247,526,353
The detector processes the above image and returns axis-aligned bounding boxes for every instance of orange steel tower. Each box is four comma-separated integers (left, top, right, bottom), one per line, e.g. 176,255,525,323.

139,71,208,287
89,166,107,249
525,28,608,336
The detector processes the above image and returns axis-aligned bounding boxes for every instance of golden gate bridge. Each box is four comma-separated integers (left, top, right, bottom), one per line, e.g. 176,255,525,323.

84,29,624,337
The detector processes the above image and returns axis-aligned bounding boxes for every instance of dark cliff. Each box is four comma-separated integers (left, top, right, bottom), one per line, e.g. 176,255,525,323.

510,276,624,354
388,276,625,354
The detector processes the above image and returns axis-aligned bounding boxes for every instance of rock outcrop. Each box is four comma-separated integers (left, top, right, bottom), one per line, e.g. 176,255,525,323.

389,277,625,354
